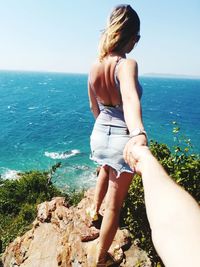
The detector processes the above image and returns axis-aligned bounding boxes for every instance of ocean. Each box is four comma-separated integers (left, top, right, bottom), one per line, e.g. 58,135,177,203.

0,71,199,190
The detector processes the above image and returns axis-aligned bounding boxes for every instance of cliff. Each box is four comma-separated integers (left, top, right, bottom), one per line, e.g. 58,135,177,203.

2,188,151,267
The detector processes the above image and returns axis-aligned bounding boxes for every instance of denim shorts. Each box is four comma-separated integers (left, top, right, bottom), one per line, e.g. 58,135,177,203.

90,123,134,177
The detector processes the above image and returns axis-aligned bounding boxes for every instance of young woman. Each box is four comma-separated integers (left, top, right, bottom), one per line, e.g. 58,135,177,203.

88,4,147,265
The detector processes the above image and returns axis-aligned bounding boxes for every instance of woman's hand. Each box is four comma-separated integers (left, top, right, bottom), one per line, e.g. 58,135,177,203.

123,134,147,172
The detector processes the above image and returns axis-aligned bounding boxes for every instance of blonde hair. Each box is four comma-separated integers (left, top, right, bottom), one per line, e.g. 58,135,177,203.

99,5,140,61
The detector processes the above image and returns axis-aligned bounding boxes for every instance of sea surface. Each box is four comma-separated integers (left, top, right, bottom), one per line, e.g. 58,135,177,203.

0,71,199,190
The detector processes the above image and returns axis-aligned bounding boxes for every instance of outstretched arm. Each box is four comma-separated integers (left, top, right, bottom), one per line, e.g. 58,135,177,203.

118,59,147,147
118,59,144,132
124,145,200,267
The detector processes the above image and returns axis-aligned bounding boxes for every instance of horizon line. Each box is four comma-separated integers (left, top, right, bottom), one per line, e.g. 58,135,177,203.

0,68,200,79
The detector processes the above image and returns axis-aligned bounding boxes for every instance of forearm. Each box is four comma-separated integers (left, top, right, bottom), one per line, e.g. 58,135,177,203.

141,155,200,224
88,83,100,119
123,97,144,132
141,155,200,266
90,105,100,119
118,59,144,132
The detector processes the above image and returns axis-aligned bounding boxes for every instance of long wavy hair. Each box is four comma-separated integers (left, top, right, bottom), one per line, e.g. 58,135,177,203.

98,4,140,61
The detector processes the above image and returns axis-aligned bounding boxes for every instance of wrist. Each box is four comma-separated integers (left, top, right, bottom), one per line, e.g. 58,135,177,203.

139,153,157,174
130,146,153,174
129,128,147,138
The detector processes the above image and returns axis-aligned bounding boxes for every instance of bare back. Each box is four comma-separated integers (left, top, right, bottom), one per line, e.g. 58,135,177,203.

89,56,123,106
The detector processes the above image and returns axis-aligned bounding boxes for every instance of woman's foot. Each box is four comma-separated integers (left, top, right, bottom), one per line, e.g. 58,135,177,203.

86,206,99,221
96,247,124,266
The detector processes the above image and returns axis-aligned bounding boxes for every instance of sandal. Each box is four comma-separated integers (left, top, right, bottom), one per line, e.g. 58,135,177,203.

96,253,115,267
110,245,124,264
96,247,124,266
86,206,99,222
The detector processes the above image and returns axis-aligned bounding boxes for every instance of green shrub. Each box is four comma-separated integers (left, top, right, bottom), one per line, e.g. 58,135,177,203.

0,162,86,254
66,189,85,206
0,164,66,252
121,124,200,265
0,171,60,216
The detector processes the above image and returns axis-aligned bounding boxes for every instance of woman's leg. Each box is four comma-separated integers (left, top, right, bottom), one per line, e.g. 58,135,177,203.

96,168,133,263
93,165,109,214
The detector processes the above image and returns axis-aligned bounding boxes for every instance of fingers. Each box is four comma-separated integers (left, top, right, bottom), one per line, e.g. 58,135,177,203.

123,136,149,174
127,148,136,170
123,138,136,164
124,139,137,171
128,154,137,171
124,135,146,163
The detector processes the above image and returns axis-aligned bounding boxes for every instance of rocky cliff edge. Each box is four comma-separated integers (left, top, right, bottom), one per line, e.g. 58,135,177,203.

2,188,151,267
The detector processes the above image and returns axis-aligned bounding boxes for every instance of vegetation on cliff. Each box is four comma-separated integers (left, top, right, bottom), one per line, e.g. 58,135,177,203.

0,163,84,255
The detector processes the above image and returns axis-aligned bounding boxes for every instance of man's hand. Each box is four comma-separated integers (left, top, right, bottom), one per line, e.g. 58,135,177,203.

123,143,151,174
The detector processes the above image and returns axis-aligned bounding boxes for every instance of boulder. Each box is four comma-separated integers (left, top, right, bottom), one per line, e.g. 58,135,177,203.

2,188,151,266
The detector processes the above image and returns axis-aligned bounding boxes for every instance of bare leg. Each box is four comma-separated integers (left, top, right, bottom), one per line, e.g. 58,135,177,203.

93,165,109,214
96,168,133,263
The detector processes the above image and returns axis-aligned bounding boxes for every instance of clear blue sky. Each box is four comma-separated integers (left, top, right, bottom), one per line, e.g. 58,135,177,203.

0,0,199,76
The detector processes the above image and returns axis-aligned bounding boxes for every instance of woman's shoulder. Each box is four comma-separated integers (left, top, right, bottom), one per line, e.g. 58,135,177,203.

89,60,102,75
90,59,102,70
89,59,105,84
119,58,138,68
117,58,138,77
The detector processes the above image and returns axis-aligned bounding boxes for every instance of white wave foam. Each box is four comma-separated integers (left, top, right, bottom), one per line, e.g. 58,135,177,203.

38,82,48,85
28,106,38,110
44,149,80,159
75,165,90,171
1,169,20,180
52,165,97,190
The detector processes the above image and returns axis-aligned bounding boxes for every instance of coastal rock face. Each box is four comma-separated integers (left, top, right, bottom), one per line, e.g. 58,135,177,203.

2,189,151,267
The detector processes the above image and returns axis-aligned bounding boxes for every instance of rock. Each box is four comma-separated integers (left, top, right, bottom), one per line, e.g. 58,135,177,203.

121,244,152,267
2,188,151,267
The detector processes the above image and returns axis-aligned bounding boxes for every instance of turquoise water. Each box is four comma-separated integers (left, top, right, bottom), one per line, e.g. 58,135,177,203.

0,71,199,189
